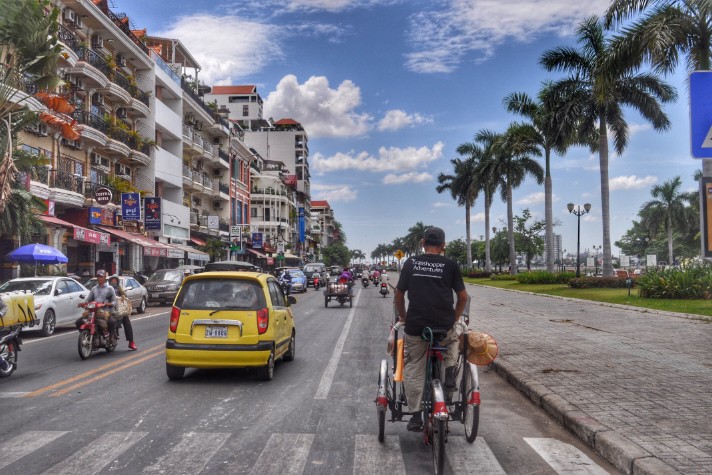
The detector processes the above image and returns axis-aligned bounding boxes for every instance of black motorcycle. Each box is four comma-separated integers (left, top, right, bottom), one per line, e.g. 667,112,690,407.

361,277,370,288
0,324,23,378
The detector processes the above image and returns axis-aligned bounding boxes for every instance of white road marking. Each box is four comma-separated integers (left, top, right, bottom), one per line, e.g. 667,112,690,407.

249,433,314,475
524,437,609,474
447,436,506,474
353,434,406,475
143,431,230,474
314,289,361,399
43,431,147,475
0,430,68,470
0,391,29,398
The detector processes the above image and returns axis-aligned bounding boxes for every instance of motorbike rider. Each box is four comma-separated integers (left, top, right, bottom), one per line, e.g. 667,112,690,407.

76,270,117,336
108,275,137,351
279,270,292,295
394,226,468,432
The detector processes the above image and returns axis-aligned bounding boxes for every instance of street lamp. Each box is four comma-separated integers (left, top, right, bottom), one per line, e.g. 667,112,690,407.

567,202,591,277
592,245,601,275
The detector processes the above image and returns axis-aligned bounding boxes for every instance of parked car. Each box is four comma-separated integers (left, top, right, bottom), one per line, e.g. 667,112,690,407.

84,275,148,314
165,271,297,380
144,269,185,306
0,277,88,336
276,268,307,293
204,260,261,272
302,263,328,288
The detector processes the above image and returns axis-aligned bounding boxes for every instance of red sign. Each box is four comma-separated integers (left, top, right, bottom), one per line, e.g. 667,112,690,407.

143,247,167,257
74,227,110,245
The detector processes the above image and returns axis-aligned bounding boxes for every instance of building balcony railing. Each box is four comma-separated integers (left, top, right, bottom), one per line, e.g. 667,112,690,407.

180,77,215,119
113,71,132,94
84,180,121,205
202,175,212,188
57,24,78,51
129,84,150,106
149,50,180,85
218,149,229,164
73,110,109,135
94,0,150,55
219,221,229,232
50,169,83,194
74,46,112,78
219,183,229,195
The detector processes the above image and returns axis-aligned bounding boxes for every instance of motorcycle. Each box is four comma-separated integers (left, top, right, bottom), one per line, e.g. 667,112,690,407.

0,325,22,378
361,277,370,288
77,302,120,360
280,278,292,296
379,282,389,298
313,276,320,291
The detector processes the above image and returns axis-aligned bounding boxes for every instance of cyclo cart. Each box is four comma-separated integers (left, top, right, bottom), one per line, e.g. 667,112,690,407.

376,297,493,474
323,279,353,307
0,292,37,378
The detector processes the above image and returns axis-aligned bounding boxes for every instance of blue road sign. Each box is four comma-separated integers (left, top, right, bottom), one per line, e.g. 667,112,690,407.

690,71,712,159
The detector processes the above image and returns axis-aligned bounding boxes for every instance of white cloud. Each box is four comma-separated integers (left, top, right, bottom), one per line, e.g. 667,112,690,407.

432,201,453,208
383,172,433,184
264,75,372,138
405,0,610,73
627,123,653,136
270,0,399,13
156,15,282,85
516,192,545,206
312,142,444,173
378,110,432,131
311,183,357,202
609,175,658,191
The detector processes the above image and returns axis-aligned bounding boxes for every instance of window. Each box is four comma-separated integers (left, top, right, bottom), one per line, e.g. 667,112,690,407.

242,105,248,116
65,279,83,293
264,208,270,221
268,280,286,307
251,208,257,218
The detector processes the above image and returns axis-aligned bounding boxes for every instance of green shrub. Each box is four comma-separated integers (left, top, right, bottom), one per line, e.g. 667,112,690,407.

462,270,491,278
490,273,517,281
569,276,630,288
636,265,712,299
516,270,575,284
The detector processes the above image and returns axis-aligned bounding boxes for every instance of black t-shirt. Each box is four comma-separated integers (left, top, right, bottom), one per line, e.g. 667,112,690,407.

396,253,466,336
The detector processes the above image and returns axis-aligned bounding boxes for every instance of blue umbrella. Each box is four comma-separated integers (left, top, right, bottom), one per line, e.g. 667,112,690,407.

5,243,68,276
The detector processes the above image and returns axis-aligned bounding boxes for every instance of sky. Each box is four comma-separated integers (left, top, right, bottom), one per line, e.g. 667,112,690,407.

114,0,699,261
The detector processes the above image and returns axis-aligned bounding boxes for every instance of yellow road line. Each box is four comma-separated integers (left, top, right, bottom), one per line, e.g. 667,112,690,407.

24,343,164,398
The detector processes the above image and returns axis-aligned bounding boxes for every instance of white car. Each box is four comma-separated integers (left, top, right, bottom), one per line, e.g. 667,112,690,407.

84,275,148,314
0,277,89,336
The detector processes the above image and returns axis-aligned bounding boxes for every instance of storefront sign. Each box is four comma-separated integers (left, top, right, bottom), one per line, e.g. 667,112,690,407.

95,187,112,205
44,200,55,216
298,207,305,243
74,226,110,245
144,197,161,230
89,207,115,226
143,247,165,257
207,215,219,230
252,232,263,249
121,192,141,221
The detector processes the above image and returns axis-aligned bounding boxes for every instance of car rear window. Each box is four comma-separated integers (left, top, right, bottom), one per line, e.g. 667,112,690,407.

175,279,266,310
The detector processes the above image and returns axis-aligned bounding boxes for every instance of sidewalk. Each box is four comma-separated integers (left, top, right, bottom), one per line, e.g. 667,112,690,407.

470,283,711,475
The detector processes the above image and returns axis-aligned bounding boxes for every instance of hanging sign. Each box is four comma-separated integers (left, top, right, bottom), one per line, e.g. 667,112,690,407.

121,192,141,221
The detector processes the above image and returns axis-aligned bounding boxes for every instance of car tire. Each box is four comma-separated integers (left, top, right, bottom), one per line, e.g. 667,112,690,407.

166,363,185,380
137,297,147,314
283,332,295,362
40,309,56,337
257,348,275,381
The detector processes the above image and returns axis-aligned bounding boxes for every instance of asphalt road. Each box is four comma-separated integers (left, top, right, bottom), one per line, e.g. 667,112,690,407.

0,284,618,474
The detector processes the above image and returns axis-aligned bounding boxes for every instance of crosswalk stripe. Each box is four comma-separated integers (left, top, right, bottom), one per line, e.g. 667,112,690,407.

447,436,506,474
0,430,68,470
524,437,609,474
143,432,231,474
43,431,147,475
249,433,314,475
353,434,406,475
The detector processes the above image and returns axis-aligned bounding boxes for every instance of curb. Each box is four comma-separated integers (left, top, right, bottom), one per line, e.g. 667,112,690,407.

492,360,682,475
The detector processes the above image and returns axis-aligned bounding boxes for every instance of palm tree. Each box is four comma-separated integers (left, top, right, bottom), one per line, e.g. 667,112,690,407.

503,83,579,272
478,123,544,274
473,130,505,272
404,222,431,255
436,151,481,269
640,177,695,264
541,17,676,276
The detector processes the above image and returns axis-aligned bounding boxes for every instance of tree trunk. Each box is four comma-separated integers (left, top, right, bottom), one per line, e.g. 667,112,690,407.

484,191,492,272
465,198,472,269
507,181,517,275
667,214,673,264
544,147,554,272
599,116,613,277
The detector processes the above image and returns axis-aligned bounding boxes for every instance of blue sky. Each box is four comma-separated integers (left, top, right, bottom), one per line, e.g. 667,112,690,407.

115,0,699,260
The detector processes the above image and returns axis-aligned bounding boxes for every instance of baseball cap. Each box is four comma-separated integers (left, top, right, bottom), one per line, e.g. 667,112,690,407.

96,269,106,277
423,226,445,245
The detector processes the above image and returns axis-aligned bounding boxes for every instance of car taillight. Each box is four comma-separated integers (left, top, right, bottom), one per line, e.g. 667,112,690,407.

169,306,180,333
257,308,269,334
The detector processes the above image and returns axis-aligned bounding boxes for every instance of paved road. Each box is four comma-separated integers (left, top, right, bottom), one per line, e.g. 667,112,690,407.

0,285,617,474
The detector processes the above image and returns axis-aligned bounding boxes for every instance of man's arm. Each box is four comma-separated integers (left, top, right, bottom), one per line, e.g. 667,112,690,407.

454,289,468,319
395,288,407,322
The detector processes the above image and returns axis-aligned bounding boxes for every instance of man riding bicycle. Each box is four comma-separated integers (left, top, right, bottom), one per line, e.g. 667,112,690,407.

394,226,468,431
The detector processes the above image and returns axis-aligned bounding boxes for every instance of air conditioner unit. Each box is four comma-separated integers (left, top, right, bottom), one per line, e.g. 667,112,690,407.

116,54,127,67
212,201,222,210
62,138,82,150
213,169,224,177
92,34,104,49
92,92,104,106
63,9,76,23
116,108,127,119
185,113,195,124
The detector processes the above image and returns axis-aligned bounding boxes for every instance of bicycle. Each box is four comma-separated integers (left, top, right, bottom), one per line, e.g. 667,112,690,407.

375,298,480,474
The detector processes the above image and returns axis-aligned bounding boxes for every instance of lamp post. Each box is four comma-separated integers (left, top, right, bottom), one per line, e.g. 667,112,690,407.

592,245,601,275
567,202,591,277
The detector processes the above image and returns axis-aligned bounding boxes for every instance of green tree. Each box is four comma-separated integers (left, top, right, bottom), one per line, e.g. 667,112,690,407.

323,242,350,267
478,124,543,275
541,17,676,276
445,238,468,266
512,209,546,270
200,239,226,262
403,221,431,255
503,83,578,272
640,176,696,264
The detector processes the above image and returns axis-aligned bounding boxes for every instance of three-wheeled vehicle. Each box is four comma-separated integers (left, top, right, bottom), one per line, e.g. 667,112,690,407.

323,280,352,307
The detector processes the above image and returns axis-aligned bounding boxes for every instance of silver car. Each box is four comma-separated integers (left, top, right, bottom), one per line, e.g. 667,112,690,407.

0,277,89,336
84,276,148,314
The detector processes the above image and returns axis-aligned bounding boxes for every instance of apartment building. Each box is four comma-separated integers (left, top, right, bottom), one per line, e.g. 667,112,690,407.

310,200,336,254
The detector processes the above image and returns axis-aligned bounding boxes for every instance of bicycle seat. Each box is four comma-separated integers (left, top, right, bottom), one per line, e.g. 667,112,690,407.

426,329,448,340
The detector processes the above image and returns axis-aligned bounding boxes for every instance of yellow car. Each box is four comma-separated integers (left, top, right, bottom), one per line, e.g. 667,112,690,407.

165,271,297,381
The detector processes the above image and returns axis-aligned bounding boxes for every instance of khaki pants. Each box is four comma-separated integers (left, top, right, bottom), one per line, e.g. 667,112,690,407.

403,328,458,411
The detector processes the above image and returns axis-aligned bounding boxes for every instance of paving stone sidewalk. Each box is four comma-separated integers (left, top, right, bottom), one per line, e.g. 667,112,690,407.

469,283,711,475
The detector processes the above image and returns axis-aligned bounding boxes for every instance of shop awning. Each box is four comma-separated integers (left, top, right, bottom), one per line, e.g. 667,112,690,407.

283,252,300,259
190,236,207,246
248,248,267,259
98,227,180,257
172,244,209,262
39,215,111,245
38,215,75,228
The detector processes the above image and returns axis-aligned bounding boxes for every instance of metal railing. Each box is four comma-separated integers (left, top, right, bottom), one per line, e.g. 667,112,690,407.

74,46,111,78
73,110,108,135
219,183,229,195
93,0,150,55
218,149,229,164
57,24,78,51
180,77,215,119
50,169,83,194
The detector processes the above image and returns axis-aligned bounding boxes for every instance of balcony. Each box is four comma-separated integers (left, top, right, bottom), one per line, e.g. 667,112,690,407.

180,78,215,119
217,148,230,169
56,24,79,67
93,0,150,55
72,46,111,87
72,110,109,146
48,170,84,207
218,182,229,196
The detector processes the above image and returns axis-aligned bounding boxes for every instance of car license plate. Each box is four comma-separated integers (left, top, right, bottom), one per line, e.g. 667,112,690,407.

205,326,228,338
151,293,160,298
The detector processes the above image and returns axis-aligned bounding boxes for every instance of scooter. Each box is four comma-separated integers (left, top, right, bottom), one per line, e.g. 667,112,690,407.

313,276,320,291
0,325,22,378
361,277,370,288
379,282,389,298
77,302,120,360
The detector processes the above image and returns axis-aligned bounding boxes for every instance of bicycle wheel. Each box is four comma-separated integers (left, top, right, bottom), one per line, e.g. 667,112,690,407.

377,406,386,442
461,364,480,443
431,418,446,474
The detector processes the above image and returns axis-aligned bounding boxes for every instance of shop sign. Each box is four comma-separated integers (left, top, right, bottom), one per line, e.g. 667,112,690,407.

252,232,263,249
95,187,112,205
143,247,166,257
144,197,161,230
89,207,115,226
207,215,219,230
167,248,183,259
74,226,110,245
123,219,144,234
121,192,141,221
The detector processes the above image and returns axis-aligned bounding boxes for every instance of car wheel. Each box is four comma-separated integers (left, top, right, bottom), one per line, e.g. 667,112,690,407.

166,363,185,380
137,297,147,314
283,332,295,362
41,309,56,337
257,348,275,381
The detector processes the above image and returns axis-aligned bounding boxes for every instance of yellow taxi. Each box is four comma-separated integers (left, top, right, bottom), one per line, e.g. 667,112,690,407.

165,271,297,381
